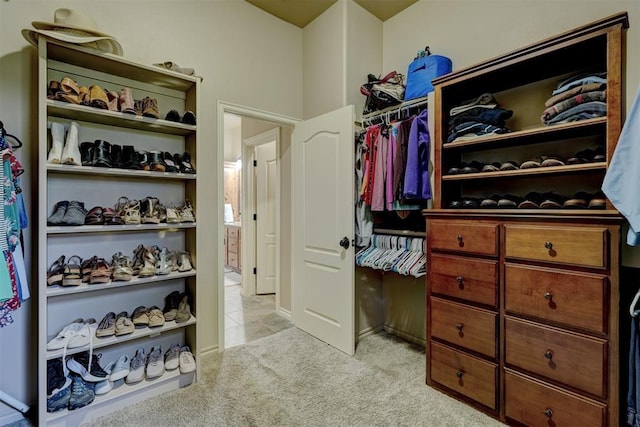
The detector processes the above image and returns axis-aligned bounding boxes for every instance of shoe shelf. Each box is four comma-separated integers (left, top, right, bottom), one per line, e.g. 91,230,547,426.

47,223,196,235
45,316,196,361
47,100,196,136
442,117,606,151
38,37,200,423
46,270,197,298
442,162,606,181
46,367,188,424
47,163,197,180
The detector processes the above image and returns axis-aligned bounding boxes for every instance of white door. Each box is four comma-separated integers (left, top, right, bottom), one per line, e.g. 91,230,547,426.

292,105,355,355
255,141,277,294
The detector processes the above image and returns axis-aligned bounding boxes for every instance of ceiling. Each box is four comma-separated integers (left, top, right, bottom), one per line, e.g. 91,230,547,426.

244,0,419,28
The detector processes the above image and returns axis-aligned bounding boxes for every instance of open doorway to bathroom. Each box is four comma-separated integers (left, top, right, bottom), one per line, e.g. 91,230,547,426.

222,113,293,349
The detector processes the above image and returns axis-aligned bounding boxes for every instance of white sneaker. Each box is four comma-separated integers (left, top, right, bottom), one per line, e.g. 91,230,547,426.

94,361,113,395
164,344,180,371
109,354,130,382
179,346,196,374
67,318,97,349
61,121,81,165
46,318,84,350
126,348,146,384
146,346,165,379
47,122,65,164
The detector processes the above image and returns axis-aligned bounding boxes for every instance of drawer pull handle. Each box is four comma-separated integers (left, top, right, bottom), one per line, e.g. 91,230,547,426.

543,408,553,418
457,234,463,242
544,292,553,300
456,371,463,379
456,276,463,286
544,241,553,250
544,350,553,360
455,323,464,332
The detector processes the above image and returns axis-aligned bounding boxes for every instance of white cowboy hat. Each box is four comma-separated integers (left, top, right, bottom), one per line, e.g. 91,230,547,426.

22,8,123,56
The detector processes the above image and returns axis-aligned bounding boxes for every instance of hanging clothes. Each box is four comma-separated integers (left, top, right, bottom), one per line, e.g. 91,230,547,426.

628,314,640,426
403,109,431,200
355,131,373,247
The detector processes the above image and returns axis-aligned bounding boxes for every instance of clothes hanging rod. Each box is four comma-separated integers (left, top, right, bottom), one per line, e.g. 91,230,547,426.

373,228,425,238
361,96,429,126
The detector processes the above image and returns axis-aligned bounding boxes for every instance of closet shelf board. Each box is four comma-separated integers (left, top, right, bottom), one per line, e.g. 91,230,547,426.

47,164,197,180
442,163,606,181
46,270,198,298
47,223,197,235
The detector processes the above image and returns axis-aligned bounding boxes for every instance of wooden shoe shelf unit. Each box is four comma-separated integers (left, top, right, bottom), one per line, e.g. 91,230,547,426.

424,13,628,426
36,39,200,425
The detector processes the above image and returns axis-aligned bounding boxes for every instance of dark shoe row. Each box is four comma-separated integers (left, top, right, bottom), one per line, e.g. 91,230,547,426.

164,109,197,125
446,147,605,175
448,191,606,209
78,141,195,174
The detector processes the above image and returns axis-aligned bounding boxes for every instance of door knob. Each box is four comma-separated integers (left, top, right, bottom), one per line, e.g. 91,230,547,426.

339,237,350,249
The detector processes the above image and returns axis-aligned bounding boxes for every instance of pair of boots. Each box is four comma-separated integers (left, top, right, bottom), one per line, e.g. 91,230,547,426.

47,122,81,166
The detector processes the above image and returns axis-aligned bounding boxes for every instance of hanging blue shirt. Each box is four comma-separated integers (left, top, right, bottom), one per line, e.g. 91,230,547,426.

602,85,640,245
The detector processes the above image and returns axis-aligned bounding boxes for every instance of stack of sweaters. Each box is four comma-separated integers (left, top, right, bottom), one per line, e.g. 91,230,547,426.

541,72,607,125
446,93,513,143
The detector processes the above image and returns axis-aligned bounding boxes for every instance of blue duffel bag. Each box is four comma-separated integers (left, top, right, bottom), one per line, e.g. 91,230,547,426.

405,47,452,101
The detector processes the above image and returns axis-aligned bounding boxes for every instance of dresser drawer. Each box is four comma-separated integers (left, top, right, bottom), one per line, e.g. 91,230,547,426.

431,297,497,358
505,370,606,427
227,252,239,269
505,317,606,397
227,237,239,254
431,254,498,307
505,263,607,333
431,342,497,410
227,227,240,239
504,224,608,268
430,220,498,256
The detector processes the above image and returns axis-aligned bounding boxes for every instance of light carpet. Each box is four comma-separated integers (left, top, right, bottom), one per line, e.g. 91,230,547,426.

83,328,503,427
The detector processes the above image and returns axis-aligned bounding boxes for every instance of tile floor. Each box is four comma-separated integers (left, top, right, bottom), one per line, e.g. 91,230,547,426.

224,271,293,349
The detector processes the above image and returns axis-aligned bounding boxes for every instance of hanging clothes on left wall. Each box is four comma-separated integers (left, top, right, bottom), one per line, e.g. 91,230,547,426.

0,124,30,327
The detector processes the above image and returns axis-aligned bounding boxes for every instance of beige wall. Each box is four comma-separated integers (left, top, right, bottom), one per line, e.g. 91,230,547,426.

0,0,302,420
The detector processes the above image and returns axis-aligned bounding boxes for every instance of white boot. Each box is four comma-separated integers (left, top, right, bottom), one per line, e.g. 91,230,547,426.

61,121,81,165
47,122,65,164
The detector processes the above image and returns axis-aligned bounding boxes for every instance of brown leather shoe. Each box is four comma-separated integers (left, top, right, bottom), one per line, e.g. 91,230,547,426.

119,88,136,114
142,96,159,119
89,85,109,109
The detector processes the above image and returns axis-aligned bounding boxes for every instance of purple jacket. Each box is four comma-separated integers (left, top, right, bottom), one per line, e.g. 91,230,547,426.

403,109,431,200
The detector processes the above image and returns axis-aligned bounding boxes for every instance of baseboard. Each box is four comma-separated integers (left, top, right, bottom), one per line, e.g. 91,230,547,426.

277,307,291,320
383,325,425,347
358,325,384,341
200,344,219,357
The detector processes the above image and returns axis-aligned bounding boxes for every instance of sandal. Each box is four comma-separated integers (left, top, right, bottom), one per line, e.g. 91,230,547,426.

141,197,161,224
115,196,130,217
131,244,145,276
139,246,157,278
165,206,180,224
85,206,104,225
123,199,141,225
179,200,196,223
81,256,97,283
178,251,194,272
47,255,65,286
89,258,112,284
62,255,83,286
103,207,125,225
111,252,134,282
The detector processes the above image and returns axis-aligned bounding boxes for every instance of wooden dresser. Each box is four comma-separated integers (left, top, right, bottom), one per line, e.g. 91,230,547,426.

424,13,628,426
224,224,241,272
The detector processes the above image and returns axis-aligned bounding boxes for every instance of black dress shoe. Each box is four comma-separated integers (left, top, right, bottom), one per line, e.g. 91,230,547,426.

163,152,177,172
79,141,94,166
181,110,196,125
165,109,180,122
110,144,123,168
149,151,166,172
122,145,139,170
92,140,111,168
179,152,196,174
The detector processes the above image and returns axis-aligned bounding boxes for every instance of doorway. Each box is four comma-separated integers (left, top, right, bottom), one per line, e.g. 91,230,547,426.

220,107,296,350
